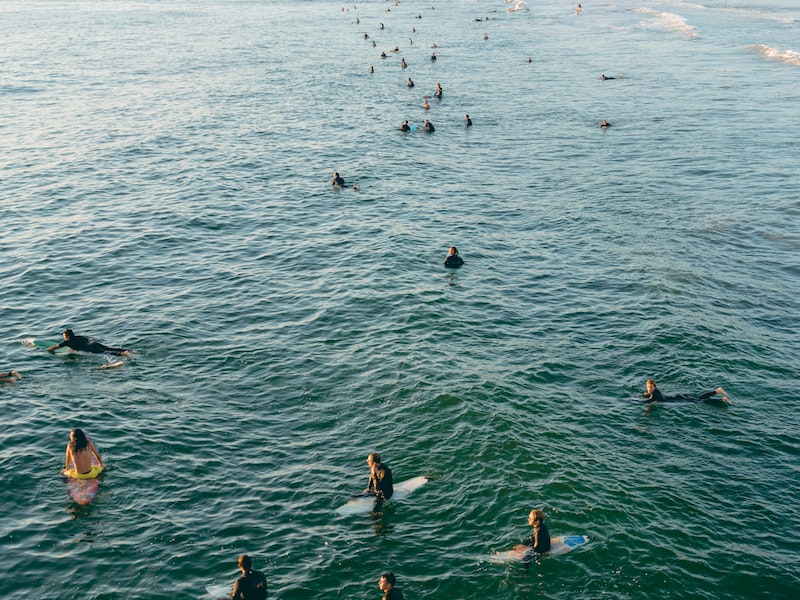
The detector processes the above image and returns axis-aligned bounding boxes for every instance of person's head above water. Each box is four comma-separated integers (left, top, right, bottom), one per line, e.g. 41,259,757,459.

378,572,397,590
528,509,545,526
238,554,252,573
447,246,458,256
62,329,75,340
367,452,381,467
645,379,657,393
70,428,88,452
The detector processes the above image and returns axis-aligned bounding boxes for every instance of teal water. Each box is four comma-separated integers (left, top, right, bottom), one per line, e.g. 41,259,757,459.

1,0,799,598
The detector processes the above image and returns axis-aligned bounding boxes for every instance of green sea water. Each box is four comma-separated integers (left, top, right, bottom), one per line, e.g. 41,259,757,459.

1,0,799,598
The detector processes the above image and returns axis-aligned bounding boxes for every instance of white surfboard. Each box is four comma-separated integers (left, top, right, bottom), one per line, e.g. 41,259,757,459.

489,535,589,563
205,583,230,599
336,475,428,515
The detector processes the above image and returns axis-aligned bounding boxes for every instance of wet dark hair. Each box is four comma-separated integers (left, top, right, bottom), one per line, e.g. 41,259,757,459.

63,329,75,339
70,428,88,453
238,555,252,571
381,572,397,586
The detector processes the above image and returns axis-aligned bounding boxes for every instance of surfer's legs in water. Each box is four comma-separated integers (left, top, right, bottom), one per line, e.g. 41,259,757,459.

0,370,22,383
699,387,731,404
89,342,131,357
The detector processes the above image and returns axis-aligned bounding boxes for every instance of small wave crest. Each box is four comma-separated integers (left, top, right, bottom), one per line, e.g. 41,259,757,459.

634,7,698,38
506,0,527,13
748,44,800,67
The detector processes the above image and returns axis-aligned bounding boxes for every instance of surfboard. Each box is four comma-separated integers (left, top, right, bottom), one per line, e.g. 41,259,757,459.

489,535,589,563
336,475,428,515
205,583,231,599
63,456,103,506
409,124,418,133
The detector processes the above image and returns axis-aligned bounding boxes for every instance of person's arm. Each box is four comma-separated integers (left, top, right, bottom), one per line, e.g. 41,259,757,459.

87,437,105,468
65,445,73,470
46,341,66,352
230,579,240,599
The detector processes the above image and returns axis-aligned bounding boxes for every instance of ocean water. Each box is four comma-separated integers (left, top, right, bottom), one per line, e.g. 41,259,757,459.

1,0,799,598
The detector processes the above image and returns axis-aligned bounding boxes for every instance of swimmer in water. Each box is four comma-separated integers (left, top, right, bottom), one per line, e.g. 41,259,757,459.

332,171,346,187
381,51,387,59
434,83,442,98
423,99,430,110
601,74,615,80
380,22,384,29
431,52,436,61
0,370,22,384
378,572,404,600
400,120,411,132
643,379,731,405
47,329,132,357
423,119,435,132
407,77,414,88
363,32,368,39
483,33,488,40
600,120,610,128
372,40,376,47
444,246,464,268
465,114,472,127
63,428,105,478
370,65,374,73
400,58,407,68
527,56,532,63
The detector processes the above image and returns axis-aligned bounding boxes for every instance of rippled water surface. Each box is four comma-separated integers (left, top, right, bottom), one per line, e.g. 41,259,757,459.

1,0,799,598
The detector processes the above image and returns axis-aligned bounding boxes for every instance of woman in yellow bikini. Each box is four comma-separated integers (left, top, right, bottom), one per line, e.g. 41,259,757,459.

63,428,105,479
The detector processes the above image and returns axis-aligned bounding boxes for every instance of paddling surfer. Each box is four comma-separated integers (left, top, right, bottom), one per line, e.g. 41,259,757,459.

643,379,731,405
47,329,131,357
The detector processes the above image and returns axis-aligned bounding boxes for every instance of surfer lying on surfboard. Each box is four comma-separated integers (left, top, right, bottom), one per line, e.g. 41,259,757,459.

47,329,132,357
63,428,105,479
0,370,22,384
643,379,731,405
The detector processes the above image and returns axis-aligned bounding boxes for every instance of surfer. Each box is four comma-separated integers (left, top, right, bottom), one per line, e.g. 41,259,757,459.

400,58,407,69
400,120,411,132
431,52,436,61
231,554,267,600
601,74,615,80
64,428,105,478
423,99,431,110
364,452,393,508
600,120,610,128
47,329,131,357
378,572,404,600
0,370,22,384
423,119,435,132
381,51,387,59
465,114,472,127
444,246,464,268
407,77,414,88
332,172,346,187
643,379,731,405
434,83,442,99
522,509,551,554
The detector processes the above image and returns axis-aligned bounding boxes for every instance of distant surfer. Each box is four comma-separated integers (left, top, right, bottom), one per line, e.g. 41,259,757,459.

363,452,393,509
400,120,411,132
423,119,435,132
47,329,131,357
332,172,346,187
431,52,436,61
423,99,431,110
407,77,414,88
0,370,22,384
434,82,443,99
370,65,374,73
520,509,551,554
401,58,407,69
601,74,615,80
444,246,464,268
465,114,472,127
231,554,267,600
63,428,105,479
378,572,404,600
381,51,387,59
600,120,610,128
643,379,731,405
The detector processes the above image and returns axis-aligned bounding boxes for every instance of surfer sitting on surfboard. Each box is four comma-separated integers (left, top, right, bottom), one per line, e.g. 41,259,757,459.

643,379,731,405
521,509,551,554
63,428,105,479
444,246,464,268
0,370,22,384
231,554,267,600
364,452,394,509
47,329,132,357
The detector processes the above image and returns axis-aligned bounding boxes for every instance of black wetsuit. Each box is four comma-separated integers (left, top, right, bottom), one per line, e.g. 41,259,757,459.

384,588,404,600
644,389,724,404
232,569,267,600
425,123,435,133
56,335,128,356
400,123,410,132
444,255,464,268
524,523,551,554
367,462,394,508
465,118,472,127
332,176,346,187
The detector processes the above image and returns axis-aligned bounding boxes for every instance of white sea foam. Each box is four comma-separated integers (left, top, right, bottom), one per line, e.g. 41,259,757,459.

506,0,527,13
747,44,800,67
634,7,699,38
